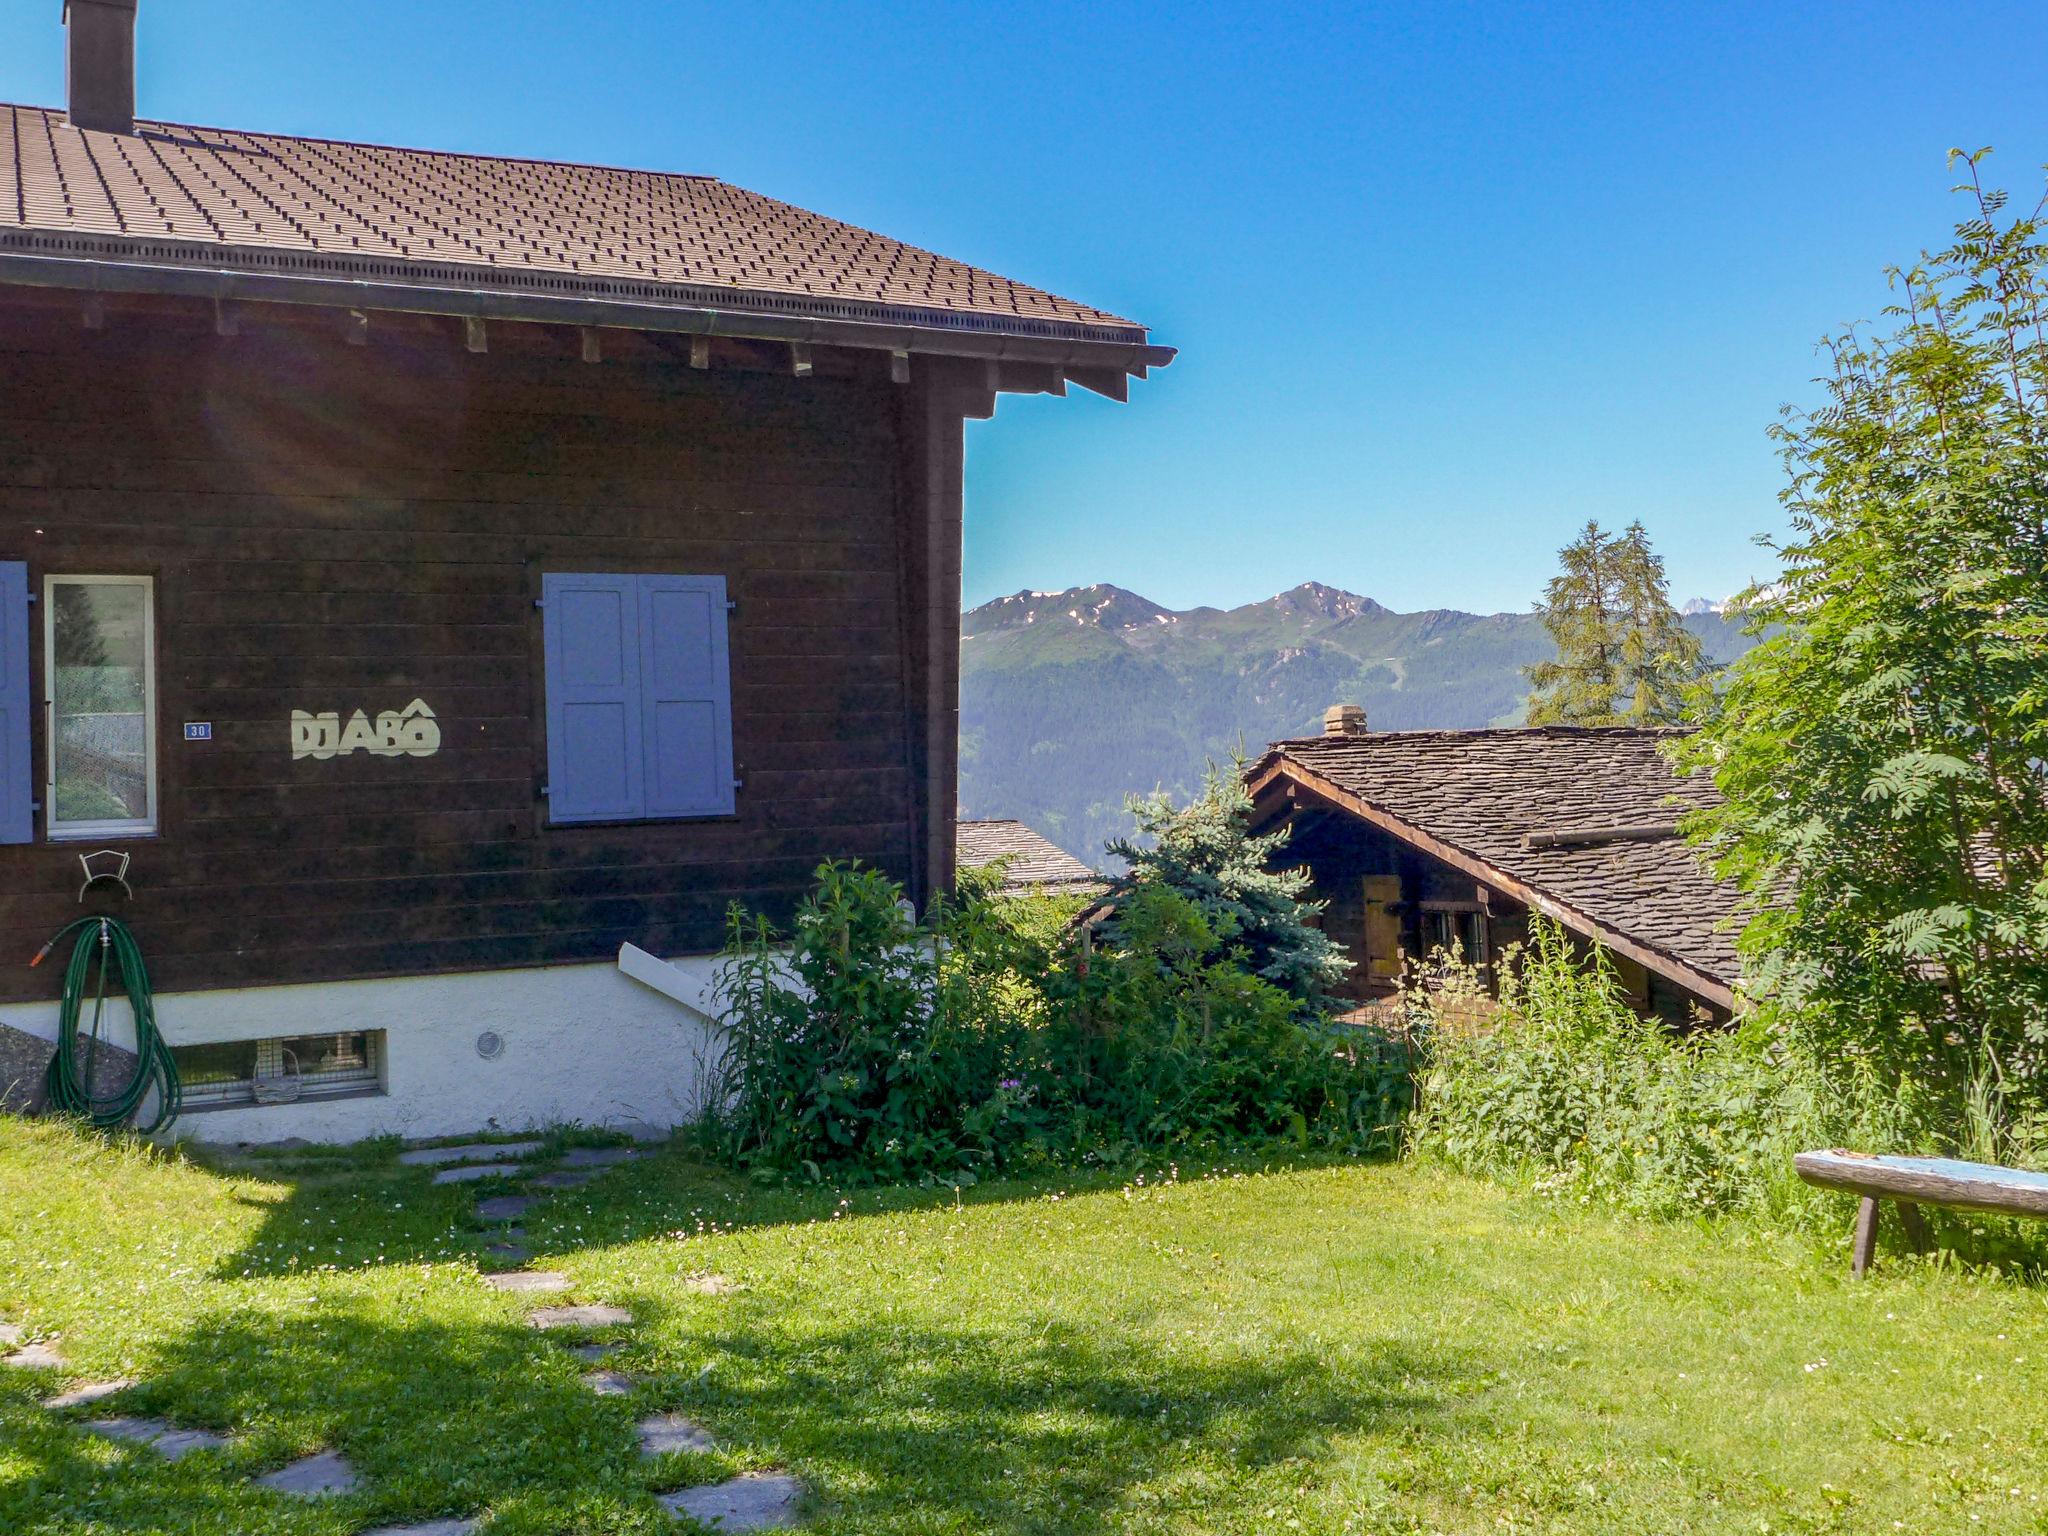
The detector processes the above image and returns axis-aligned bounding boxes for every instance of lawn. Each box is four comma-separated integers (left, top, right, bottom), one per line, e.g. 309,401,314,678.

2,1119,2046,1535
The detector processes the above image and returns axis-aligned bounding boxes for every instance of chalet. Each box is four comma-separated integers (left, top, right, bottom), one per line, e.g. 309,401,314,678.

956,819,1105,899
0,2,1170,1140
1246,710,1743,1024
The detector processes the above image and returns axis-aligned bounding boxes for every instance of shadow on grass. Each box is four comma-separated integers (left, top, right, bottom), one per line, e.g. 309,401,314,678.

6,1301,684,1535
6,1273,1466,1536
679,1314,1461,1532
207,1137,1387,1283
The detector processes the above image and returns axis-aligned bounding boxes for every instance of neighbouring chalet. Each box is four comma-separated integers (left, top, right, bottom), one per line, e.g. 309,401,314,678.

1246,710,1744,1025
0,2,1170,1140
956,819,1106,899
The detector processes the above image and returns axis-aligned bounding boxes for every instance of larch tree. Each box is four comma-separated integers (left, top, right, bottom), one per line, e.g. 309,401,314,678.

1525,519,1702,725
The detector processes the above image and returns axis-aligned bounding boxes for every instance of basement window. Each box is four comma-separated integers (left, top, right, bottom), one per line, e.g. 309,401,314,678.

172,1031,385,1110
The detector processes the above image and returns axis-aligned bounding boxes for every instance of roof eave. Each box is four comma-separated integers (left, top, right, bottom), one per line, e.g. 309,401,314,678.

0,240,1175,379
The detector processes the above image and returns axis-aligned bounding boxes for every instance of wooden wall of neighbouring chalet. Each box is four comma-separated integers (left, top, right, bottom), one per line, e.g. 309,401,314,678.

0,286,943,1002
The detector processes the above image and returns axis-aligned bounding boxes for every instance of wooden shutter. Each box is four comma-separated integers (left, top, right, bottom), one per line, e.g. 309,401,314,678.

542,573,644,824
0,562,29,844
638,575,736,818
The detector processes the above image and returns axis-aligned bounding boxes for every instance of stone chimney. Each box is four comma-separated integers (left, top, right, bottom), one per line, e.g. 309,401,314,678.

64,0,138,135
1323,703,1367,737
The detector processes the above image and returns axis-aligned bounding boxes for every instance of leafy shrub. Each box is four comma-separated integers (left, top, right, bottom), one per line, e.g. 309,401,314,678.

1410,920,2048,1269
701,861,1402,1183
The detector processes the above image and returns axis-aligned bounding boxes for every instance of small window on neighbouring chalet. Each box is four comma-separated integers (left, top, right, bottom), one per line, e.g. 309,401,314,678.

46,575,157,840
541,574,736,824
1421,907,1487,969
173,1031,385,1109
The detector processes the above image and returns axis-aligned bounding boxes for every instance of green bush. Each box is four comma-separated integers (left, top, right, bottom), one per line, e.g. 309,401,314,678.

1409,920,2048,1268
700,861,1405,1183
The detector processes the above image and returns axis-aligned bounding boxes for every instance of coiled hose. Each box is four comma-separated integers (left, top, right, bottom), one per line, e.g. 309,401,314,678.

37,916,181,1133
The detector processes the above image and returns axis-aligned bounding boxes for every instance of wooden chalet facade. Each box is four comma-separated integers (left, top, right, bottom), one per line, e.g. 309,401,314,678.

1247,714,1744,1025
0,3,1169,1138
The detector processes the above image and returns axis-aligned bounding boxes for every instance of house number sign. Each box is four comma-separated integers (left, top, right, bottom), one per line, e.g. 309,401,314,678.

291,698,442,760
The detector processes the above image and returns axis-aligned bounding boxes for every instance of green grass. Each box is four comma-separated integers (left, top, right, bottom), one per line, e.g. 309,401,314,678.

3,1119,2047,1534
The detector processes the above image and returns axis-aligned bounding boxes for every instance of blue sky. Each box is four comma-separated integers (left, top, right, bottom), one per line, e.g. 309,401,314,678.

6,2,2046,615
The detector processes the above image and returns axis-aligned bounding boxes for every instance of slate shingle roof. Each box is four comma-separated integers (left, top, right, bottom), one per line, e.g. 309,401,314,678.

0,103,1146,343
957,820,1105,898
1257,728,1744,994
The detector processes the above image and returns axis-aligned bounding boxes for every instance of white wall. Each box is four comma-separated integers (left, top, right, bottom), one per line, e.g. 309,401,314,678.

0,952,728,1144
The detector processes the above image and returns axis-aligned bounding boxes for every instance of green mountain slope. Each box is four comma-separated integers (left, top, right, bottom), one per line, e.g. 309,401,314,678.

958,582,1753,862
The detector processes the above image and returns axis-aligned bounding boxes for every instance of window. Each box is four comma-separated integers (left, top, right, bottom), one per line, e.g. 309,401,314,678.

46,575,156,839
172,1030,385,1110
1421,906,1488,968
541,573,736,824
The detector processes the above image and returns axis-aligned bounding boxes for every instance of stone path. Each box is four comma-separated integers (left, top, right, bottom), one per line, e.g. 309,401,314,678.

84,1417,227,1460
660,1472,806,1530
398,1139,544,1167
638,1411,717,1455
22,1134,801,1528
257,1449,361,1496
482,1269,570,1294
475,1196,537,1224
528,1303,633,1330
45,1378,133,1409
430,1162,527,1186
4,1339,65,1370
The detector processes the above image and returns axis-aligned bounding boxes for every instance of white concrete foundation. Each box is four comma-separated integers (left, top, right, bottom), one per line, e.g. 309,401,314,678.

0,952,728,1144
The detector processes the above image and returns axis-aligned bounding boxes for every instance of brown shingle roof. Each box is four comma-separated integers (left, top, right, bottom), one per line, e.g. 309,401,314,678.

0,103,1149,345
1254,728,1745,996
957,820,1105,898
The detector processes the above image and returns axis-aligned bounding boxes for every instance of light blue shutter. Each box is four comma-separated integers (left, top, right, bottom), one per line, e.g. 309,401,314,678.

638,575,736,818
0,563,29,844
543,573,644,823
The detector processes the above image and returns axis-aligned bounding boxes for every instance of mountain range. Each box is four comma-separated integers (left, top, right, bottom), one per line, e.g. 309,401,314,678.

958,582,1754,864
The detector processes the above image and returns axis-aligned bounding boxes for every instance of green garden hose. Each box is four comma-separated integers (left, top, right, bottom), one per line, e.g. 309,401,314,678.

36,916,181,1134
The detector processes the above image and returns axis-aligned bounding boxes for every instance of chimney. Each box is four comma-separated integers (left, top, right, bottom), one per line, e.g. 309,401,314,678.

1323,703,1367,737
64,0,138,135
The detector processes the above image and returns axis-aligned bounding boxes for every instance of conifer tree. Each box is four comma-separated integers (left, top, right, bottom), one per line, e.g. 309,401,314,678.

1613,521,1708,724
1105,762,1351,1014
1525,519,1704,725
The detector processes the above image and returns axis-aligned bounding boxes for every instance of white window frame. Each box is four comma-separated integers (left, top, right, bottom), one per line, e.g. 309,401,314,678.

45,574,158,841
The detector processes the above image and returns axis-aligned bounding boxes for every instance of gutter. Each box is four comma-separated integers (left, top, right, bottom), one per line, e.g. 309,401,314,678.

0,237,1175,377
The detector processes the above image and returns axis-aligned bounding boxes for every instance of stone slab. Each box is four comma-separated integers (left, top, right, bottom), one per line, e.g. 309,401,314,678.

639,1412,717,1455
659,1473,805,1530
399,1140,544,1167
482,1270,570,1294
529,1170,597,1190
0,1322,20,1345
86,1417,227,1460
527,1304,632,1330
559,1147,640,1168
474,1196,537,1223
431,1163,525,1185
362,1522,479,1536
580,1369,636,1396
257,1449,362,1496
4,1341,65,1370
682,1272,741,1296
45,1378,134,1409
568,1342,620,1363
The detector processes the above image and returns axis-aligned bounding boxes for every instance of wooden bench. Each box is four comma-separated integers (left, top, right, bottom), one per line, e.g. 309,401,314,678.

1794,1149,2048,1277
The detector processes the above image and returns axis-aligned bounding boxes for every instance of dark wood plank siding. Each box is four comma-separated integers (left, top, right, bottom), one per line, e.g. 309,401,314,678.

0,289,927,1001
